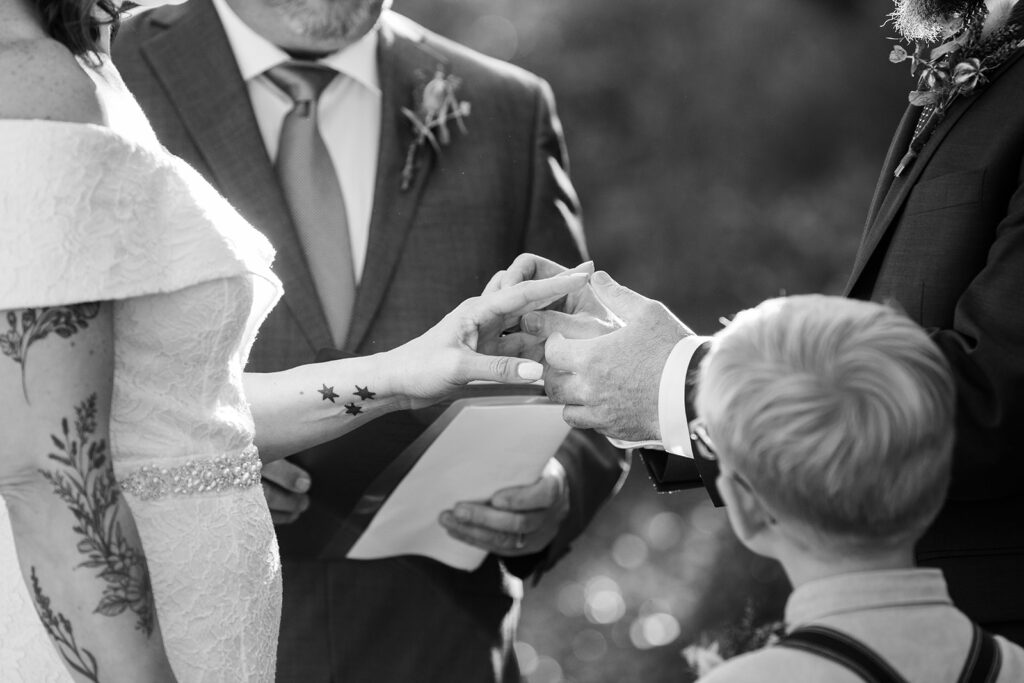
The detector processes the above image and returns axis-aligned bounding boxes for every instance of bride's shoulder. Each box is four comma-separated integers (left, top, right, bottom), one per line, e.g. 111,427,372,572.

0,38,103,125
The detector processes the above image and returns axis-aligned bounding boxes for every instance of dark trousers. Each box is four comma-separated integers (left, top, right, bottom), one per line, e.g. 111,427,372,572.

275,557,522,683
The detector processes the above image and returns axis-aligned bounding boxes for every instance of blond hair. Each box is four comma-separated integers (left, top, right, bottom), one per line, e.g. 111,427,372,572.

697,295,954,546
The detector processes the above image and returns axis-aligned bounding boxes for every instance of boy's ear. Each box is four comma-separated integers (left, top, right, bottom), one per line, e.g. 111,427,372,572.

718,470,777,554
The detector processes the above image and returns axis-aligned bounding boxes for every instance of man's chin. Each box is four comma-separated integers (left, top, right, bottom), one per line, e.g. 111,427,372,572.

270,0,386,44
890,0,985,41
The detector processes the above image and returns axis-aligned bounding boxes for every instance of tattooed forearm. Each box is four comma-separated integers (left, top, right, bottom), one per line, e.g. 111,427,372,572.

0,304,101,399
40,394,156,635
317,384,340,403
31,567,101,682
317,384,377,416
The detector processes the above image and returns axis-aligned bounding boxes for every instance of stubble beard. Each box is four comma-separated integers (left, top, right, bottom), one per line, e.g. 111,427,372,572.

890,0,987,41
267,0,386,42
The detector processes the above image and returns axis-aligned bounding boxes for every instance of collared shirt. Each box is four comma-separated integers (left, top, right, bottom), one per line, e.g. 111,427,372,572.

211,0,381,282
699,569,1024,682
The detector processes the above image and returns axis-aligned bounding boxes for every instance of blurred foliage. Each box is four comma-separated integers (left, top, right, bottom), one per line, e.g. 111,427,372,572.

393,0,912,680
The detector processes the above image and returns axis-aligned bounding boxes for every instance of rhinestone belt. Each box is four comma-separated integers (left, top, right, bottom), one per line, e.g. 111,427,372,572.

118,445,262,501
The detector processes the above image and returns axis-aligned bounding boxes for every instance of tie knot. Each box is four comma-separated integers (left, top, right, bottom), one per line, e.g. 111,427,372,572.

265,62,337,107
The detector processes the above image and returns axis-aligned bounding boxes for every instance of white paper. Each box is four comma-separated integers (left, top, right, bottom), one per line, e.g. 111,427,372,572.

346,398,571,571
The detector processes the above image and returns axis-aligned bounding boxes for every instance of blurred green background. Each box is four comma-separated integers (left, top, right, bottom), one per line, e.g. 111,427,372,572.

393,1,912,680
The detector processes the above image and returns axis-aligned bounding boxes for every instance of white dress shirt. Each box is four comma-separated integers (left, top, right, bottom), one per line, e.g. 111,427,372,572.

211,0,381,282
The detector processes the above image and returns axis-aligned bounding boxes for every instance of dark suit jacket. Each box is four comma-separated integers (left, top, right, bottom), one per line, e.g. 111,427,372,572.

642,34,1024,635
845,46,1024,630
115,6,628,681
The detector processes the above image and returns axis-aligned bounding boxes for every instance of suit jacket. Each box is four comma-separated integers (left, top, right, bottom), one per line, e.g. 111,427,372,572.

640,29,1024,636
844,43,1024,629
114,5,628,681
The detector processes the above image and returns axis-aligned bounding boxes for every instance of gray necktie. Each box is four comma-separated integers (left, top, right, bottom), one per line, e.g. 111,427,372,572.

265,62,355,347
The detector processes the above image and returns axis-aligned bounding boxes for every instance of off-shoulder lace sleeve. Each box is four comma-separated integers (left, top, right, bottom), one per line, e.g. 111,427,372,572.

0,120,279,309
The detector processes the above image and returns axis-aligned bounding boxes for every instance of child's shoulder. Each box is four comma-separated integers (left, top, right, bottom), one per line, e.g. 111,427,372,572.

994,634,1024,683
696,645,860,683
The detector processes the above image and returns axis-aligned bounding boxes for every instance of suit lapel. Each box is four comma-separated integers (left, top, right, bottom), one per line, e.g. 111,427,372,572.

345,16,437,352
845,47,1024,294
141,0,334,350
864,105,918,228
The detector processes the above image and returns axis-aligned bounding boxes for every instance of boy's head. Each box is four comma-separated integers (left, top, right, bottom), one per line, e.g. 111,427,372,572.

695,295,954,560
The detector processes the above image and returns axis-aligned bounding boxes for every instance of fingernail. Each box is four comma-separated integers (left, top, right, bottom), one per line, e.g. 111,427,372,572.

454,506,470,521
517,361,544,381
299,497,310,512
439,511,453,526
592,271,611,285
295,476,311,493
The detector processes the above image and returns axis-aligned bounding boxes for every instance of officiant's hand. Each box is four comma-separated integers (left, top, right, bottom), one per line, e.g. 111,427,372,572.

261,459,311,525
438,458,569,556
539,271,692,441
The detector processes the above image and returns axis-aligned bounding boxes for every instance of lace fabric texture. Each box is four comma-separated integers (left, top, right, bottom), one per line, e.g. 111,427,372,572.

0,59,283,682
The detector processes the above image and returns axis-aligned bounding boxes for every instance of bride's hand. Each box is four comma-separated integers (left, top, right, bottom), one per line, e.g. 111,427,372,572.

387,273,590,406
483,254,623,361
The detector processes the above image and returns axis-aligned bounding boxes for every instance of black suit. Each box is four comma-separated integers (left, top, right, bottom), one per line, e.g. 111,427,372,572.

845,46,1024,640
115,6,628,681
647,38,1024,642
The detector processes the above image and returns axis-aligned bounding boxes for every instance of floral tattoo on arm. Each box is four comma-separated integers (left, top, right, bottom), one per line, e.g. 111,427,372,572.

0,304,101,400
30,567,100,682
40,394,157,635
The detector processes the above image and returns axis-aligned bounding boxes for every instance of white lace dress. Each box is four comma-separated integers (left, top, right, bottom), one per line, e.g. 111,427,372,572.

0,60,283,681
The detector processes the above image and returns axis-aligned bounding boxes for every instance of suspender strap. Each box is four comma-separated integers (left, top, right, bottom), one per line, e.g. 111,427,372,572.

777,625,909,683
778,623,1003,683
956,623,1003,683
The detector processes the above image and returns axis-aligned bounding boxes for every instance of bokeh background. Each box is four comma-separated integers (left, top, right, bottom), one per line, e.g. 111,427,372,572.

393,1,912,680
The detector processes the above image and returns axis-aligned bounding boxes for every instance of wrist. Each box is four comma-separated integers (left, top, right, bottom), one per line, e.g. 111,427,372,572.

365,350,416,412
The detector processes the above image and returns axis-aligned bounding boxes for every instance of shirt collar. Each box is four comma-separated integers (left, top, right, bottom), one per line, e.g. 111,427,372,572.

210,0,381,95
785,568,952,630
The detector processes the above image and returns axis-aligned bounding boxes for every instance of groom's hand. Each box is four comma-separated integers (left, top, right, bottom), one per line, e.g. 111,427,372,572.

261,459,311,525
438,459,569,557
540,271,691,441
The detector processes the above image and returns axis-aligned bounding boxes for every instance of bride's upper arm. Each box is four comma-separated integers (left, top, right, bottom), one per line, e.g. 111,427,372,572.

0,302,114,498
0,39,104,125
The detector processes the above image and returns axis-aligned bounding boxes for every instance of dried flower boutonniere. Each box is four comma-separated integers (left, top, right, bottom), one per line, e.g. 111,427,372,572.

400,67,472,191
887,4,1024,176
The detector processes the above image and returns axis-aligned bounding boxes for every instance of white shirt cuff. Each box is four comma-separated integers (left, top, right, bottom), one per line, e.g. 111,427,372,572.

608,335,710,456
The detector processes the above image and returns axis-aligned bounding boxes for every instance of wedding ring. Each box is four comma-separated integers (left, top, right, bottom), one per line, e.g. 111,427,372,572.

514,533,526,550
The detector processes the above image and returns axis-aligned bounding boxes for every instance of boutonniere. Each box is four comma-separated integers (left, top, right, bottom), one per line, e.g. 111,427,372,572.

887,4,1024,176
400,67,472,191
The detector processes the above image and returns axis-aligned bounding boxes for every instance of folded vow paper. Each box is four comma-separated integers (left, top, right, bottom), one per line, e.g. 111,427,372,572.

345,394,571,571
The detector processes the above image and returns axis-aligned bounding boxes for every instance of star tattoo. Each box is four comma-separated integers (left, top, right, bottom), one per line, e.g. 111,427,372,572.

318,384,339,403
353,385,376,401
344,402,363,416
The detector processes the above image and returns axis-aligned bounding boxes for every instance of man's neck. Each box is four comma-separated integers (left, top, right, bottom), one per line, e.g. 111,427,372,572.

984,0,1020,35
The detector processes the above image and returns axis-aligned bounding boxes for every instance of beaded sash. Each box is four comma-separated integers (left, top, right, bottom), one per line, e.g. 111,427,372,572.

118,445,262,501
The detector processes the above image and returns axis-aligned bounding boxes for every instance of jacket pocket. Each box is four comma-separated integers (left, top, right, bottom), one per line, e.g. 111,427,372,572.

902,168,985,217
